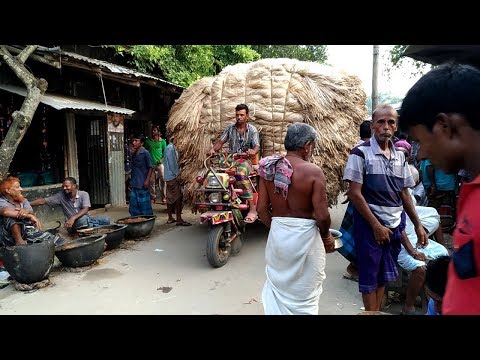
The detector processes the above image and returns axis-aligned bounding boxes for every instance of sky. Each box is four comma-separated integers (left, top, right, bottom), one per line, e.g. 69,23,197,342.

326,45,428,99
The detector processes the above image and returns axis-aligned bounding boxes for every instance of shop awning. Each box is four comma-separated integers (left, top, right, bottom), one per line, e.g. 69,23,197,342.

0,83,135,115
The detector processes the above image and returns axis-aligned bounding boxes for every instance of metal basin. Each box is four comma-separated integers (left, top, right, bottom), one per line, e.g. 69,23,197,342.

115,215,156,239
77,224,127,250
55,234,106,268
329,228,343,249
0,239,55,284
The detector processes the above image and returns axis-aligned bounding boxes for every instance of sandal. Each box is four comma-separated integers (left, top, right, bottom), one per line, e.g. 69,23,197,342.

244,212,258,224
166,219,176,224
176,221,192,226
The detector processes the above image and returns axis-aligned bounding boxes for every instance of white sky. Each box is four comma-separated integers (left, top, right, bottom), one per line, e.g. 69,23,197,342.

326,45,428,99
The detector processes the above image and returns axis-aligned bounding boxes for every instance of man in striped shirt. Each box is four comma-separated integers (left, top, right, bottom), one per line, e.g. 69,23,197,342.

30,177,110,233
209,103,260,223
343,104,427,312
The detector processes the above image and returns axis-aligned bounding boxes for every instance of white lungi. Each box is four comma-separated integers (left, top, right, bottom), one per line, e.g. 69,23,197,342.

398,206,449,271
262,217,326,315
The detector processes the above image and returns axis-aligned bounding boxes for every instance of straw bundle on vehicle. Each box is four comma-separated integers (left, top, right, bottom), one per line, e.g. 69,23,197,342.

167,58,368,209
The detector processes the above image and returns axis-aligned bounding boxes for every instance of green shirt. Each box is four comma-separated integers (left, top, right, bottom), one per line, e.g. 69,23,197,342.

145,137,167,165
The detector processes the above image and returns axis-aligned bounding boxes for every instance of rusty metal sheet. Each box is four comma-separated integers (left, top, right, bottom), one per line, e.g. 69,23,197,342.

0,83,135,115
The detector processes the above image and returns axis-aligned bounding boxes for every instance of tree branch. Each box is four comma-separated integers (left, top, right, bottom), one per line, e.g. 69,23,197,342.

0,45,48,180
3,45,61,69
0,87,44,180
0,46,47,91
16,45,38,63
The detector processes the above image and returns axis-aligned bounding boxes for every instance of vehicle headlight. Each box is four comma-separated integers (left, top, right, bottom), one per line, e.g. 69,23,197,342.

209,192,222,203
207,176,220,187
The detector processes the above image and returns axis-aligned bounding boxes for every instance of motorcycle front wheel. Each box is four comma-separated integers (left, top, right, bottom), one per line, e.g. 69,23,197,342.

206,224,231,268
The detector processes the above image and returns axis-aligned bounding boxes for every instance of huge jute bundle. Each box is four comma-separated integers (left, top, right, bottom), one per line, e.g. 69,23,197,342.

167,58,367,209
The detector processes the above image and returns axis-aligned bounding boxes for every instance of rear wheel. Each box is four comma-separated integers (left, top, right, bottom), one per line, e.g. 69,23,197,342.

206,225,231,268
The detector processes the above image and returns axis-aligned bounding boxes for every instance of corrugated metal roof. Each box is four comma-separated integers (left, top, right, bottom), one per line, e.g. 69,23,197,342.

0,83,135,115
40,48,183,90
403,45,480,66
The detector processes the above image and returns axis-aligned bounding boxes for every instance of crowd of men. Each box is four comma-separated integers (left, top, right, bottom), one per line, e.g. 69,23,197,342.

1,63,479,316
257,63,479,315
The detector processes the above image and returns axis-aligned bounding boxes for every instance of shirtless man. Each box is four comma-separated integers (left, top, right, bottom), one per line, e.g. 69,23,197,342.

257,122,335,315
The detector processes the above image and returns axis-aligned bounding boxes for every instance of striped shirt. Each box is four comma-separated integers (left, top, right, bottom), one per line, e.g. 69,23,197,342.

45,190,91,221
164,143,179,182
343,135,414,228
220,123,260,154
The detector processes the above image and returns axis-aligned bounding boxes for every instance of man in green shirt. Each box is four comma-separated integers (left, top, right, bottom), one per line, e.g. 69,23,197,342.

144,125,167,204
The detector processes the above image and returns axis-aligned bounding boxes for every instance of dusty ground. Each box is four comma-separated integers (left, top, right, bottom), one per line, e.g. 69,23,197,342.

0,201,367,315
0,200,447,315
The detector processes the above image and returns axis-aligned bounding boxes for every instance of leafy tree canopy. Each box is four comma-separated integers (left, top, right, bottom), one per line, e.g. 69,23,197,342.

110,45,327,87
388,45,431,76
251,45,327,62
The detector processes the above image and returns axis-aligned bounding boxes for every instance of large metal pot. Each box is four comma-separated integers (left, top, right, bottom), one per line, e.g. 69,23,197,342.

55,234,106,268
115,215,156,239
77,224,127,250
0,239,55,284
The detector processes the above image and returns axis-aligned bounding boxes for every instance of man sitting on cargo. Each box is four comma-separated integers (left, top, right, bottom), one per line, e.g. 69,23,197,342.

0,176,66,247
208,103,260,223
30,177,110,233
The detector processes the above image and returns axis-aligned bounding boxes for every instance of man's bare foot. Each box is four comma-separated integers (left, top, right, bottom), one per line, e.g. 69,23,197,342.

343,262,359,282
244,211,258,224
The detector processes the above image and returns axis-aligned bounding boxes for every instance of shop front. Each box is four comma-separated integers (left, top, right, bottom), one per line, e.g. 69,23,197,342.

0,84,135,225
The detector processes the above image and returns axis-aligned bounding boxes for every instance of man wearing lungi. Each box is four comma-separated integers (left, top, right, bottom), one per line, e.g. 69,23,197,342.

343,104,427,312
163,133,191,226
339,120,373,281
128,134,154,216
209,104,260,224
0,176,66,247
257,122,335,315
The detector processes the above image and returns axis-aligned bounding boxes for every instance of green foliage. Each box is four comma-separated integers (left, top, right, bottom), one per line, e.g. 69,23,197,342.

209,45,260,74
112,45,218,87
110,45,327,87
251,45,328,62
388,45,431,76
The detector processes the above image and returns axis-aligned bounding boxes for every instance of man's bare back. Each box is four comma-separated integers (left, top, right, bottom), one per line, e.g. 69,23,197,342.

258,155,331,235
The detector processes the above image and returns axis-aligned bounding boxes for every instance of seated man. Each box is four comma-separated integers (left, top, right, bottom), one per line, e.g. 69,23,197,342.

209,103,260,223
0,176,66,247
395,144,428,206
425,255,450,315
30,176,110,233
395,164,448,315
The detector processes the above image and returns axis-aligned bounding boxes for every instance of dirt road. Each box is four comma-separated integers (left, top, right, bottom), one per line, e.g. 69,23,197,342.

0,202,377,315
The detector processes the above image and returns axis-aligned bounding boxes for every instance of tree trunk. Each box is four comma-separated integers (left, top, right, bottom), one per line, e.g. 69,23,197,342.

0,45,47,180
